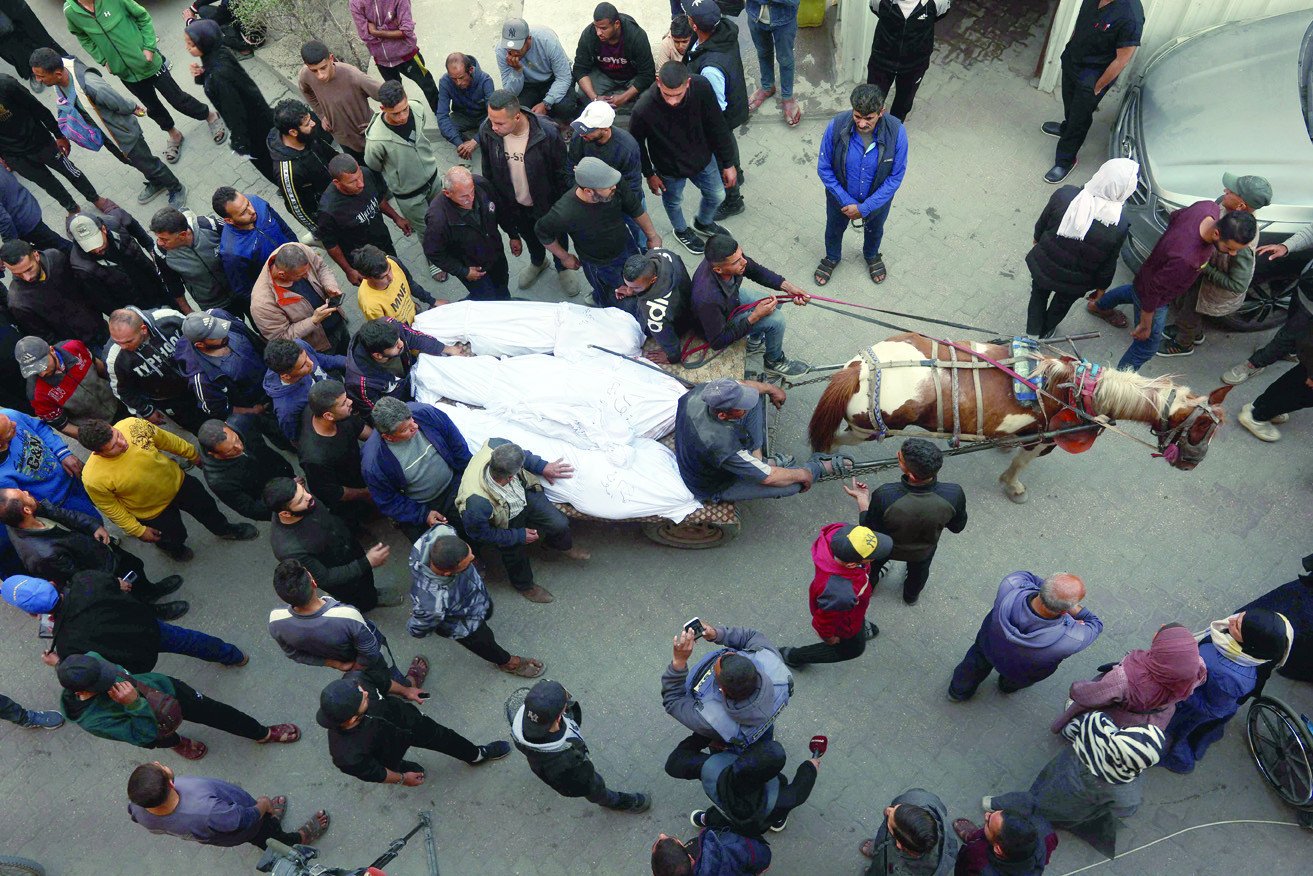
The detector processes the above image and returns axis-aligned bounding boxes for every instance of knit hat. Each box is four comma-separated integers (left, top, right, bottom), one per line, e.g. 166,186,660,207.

828,525,892,565
573,156,622,190
1,574,59,614
1063,711,1164,784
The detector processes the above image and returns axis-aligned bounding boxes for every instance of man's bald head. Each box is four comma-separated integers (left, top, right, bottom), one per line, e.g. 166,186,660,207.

1038,573,1085,613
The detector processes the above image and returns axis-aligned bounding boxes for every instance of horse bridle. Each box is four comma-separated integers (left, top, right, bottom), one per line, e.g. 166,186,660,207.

1152,388,1221,465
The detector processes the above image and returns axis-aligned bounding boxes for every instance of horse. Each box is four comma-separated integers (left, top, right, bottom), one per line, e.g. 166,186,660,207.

806,333,1232,503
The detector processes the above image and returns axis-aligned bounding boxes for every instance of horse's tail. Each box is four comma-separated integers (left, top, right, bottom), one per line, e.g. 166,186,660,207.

808,363,862,452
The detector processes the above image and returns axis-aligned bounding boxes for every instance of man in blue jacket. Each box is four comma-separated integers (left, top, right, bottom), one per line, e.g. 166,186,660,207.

361,397,471,541
436,52,493,159
174,310,286,448
0,165,71,253
213,187,296,300
650,827,771,875
947,572,1102,702
262,338,346,445
814,83,907,287
0,407,97,518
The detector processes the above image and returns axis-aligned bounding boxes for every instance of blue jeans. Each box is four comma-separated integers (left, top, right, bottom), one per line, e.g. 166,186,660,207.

747,9,799,98
660,157,725,232
731,287,786,361
1096,283,1167,371
622,191,648,252
157,621,245,665
582,240,641,307
824,197,891,262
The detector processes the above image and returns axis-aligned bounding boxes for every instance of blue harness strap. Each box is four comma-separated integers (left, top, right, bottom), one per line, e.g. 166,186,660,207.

1010,337,1044,407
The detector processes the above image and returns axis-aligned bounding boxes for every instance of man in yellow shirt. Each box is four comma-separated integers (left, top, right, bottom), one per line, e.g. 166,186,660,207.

352,244,434,324
78,418,258,562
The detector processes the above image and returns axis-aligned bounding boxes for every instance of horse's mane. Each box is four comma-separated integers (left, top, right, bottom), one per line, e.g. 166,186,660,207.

1035,358,1195,419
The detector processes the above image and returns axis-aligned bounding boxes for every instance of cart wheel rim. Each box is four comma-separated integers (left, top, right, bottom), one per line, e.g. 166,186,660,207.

642,519,738,549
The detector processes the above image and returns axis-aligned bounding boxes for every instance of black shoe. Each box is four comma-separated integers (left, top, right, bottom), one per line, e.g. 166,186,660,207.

693,219,730,238
471,740,511,764
768,814,788,832
779,646,800,668
1040,121,1063,138
139,574,184,601
1044,161,1076,184
611,792,652,813
947,689,972,702
219,523,258,541
157,544,194,562
151,600,190,621
864,621,880,640
903,595,919,606
714,198,745,221
674,228,705,254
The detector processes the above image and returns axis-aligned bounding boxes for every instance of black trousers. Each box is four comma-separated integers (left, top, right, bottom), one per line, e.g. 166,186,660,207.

250,813,301,850
154,396,209,434
3,140,101,212
517,79,579,123
122,61,211,133
456,620,512,666
903,554,934,603
786,630,866,665
1252,361,1313,422
1250,291,1310,369
1055,65,1107,166
1026,282,1086,338
507,203,567,271
704,762,818,833
399,483,464,543
23,221,73,254
867,58,930,122
399,711,480,765
495,491,571,591
99,128,183,193
377,52,441,112
155,677,268,747
139,474,239,555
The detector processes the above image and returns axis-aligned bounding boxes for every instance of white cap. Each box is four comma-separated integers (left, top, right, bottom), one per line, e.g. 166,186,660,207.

571,100,616,135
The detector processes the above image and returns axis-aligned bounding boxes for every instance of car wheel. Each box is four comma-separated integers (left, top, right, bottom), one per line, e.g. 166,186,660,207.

1215,277,1296,332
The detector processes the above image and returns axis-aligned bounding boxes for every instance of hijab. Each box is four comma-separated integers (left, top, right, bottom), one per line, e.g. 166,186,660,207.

1063,710,1164,784
1056,157,1139,241
1206,609,1294,703
1120,623,1207,712
185,19,224,63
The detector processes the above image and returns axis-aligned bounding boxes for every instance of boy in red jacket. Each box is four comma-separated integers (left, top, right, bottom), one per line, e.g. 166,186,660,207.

779,523,892,668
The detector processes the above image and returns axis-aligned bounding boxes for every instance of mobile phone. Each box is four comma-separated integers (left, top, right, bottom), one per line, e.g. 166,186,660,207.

417,691,431,700
683,617,705,640
809,735,828,759
38,614,54,639
121,570,137,585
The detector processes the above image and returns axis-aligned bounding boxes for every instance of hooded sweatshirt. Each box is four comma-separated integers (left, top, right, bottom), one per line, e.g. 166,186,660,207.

978,571,1103,685
695,827,772,875
262,340,347,443
52,569,161,672
267,127,339,231
571,13,656,91
866,787,959,875
510,699,599,797
343,318,447,415
406,523,491,640
63,0,164,83
809,522,874,640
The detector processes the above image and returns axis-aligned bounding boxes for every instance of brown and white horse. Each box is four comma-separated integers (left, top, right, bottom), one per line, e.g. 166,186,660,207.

807,333,1232,502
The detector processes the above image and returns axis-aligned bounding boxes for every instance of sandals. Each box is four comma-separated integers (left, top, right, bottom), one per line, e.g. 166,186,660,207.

811,452,856,478
406,656,430,689
859,839,877,859
814,257,837,287
952,818,979,842
297,810,330,844
867,256,887,284
207,115,227,145
269,795,288,822
163,135,183,164
499,656,545,678
172,736,208,760
1086,299,1129,328
259,723,301,744
747,87,776,112
781,97,802,127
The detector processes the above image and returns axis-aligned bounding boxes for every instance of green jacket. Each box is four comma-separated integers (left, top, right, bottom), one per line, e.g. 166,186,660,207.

64,0,164,83
363,102,439,202
60,651,177,747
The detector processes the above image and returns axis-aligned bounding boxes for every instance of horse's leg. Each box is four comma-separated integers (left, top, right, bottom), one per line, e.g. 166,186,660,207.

999,444,1045,503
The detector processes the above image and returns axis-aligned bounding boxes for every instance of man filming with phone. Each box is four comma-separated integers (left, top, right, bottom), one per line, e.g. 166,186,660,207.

250,242,350,356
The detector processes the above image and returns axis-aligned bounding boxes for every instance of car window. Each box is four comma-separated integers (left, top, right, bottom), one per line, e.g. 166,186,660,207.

1302,20,1313,142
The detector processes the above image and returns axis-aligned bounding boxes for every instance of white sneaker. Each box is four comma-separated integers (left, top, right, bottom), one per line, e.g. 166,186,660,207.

1221,361,1262,385
518,260,547,289
1239,403,1281,442
1271,413,1290,424
557,268,581,298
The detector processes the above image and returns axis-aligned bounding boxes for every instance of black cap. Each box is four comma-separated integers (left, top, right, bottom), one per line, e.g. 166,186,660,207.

316,678,365,729
56,654,119,693
523,680,568,727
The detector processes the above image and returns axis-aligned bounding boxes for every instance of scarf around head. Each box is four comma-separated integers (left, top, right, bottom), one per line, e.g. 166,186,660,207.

483,466,527,520
1119,624,1207,713
1063,710,1164,783
1056,158,1139,241
185,19,224,61
1207,609,1294,703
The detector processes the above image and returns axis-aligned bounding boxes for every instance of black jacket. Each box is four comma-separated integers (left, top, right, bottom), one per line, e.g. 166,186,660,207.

868,0,952,73
344,318,447,418
69,213,174,311
268,125,339,230
0,72,62,156
322,671,442,782
510,701,601,797
478,112,570,218
104,306,190,418
201,421,293,520
571,13,656,92
1026,185,1130,297
270,501,376,611
52,570,162,674
2,248,108,346
684,17,749,129
615,248,694,362
631,76,736,180
861,475,967,562
195,46,275,158
5,501,115,584
421,174,510,279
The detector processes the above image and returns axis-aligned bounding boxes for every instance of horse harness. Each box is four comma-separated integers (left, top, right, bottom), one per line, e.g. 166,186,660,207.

1150,387,1220,465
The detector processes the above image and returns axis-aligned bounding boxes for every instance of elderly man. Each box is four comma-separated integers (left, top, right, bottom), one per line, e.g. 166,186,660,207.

250,243,348,355
213,189,296,300
614,250,694,364
572,3,655,112
948,572,1103,702
149,207,242,317
479,89,575,294
569,100,647,251
67,212,185,312
261,338,347,445
196,419,293,522
495,18,578,124
437,53,494,158
456,439,585,604
105,307,205,433
78,417,256,561
361,398,471,541
0,408,97,518
297,40,382,162
345,318,459,417
535,156,661,307
423,167,512,301
16,336,122,440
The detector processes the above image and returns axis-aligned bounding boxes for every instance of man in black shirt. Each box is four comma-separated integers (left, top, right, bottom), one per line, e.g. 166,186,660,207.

297,380,374,527
197,419,293,521
568,100,647,251
265,476,387,612
614,249,693,364
316,153,419,288
1043,0,1144,183
422,166,512,301
534,156,659,307
571,3,656,113
0,241,109,350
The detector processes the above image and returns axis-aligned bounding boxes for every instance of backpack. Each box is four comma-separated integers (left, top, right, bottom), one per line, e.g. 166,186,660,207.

55,92,103,151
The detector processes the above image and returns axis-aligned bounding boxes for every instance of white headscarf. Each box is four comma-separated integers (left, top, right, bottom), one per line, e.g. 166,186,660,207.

1056,158,1140,241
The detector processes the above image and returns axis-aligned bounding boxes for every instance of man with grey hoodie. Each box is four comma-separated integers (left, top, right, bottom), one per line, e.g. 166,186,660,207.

947,572,1102,702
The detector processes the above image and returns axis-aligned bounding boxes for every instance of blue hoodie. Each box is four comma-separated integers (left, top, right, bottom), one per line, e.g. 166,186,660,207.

217,194,295,300
695,827,771,875
261,340,347,444
0,166,43,238
979,571,1103,684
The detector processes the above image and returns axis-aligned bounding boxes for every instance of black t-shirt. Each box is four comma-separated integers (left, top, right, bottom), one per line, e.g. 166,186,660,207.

316,167,395,257
385,114,416,142
534,186,642,262
298,406,367,507
1061,0,1144,81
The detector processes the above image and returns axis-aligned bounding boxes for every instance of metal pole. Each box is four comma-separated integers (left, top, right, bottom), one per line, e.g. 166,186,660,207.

422,811,440,876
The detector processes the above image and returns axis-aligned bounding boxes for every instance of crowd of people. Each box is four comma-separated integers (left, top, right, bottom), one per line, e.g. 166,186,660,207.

0,0,1308,874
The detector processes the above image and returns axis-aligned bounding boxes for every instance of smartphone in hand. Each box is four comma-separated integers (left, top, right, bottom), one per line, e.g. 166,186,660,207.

683,617,705,640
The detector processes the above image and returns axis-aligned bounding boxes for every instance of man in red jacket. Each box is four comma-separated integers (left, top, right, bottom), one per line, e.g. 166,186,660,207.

779,523,891,668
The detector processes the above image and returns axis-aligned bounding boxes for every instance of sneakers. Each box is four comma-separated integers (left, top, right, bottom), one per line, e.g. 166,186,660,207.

557,268,581,298
158,544,194,562
689,809,708,828
674,228,705,254
714,198,745,221
1222,360,1263,385
1164,325,1205,346
166,185,189,211
1040,121,1063,137
763,355,810,377
981,795,996,812
220,523,258,541
779,646,799,668
611,793,652,813
561,546,591,560
137,181,167,205
1239,403,1281,442
746,335,765,354
1272,413,1290,424
18,709,63,729
864,620,880,640
471,741,511,764
768,814,788,833
693,219,730,238
151,600,190,621
518,259,548,289
520,585,554,604
1044,160,1076,184
1156,336,1195,357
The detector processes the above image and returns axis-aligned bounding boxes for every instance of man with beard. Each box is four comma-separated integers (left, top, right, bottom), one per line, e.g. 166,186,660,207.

268,98,340,233
569,100,647,251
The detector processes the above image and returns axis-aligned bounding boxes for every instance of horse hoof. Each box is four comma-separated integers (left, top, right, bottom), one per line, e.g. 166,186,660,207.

1004,487,1028,504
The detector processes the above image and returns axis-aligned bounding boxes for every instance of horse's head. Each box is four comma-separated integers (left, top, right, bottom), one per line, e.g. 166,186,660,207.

1152,385,1233,470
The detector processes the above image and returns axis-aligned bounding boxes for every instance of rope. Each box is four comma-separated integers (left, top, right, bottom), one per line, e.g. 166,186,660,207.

1052,819,1303,876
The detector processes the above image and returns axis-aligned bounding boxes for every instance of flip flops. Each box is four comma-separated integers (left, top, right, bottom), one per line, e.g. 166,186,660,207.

406,656,430,689
499,656,545,678
781,97,802,126
748,87,776,112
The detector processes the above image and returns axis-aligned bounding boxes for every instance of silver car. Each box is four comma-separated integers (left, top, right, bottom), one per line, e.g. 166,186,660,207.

1110,8,1313,330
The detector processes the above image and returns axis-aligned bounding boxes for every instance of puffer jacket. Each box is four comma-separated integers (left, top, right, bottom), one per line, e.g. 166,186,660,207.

684,15,748,128
68,212,173,311
695,827,772,875
406,524,490,639
172,308,266,417
1026,185,1129,297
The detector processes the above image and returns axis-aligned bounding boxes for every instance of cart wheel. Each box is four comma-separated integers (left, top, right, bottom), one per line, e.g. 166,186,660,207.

641,518,740,549
0,856,46,876
1246,695,1313,808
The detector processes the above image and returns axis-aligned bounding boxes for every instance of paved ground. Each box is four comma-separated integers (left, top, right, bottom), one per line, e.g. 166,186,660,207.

4,1,1312,874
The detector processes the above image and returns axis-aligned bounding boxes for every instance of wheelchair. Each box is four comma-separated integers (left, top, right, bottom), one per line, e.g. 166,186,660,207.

1246,695,1313,828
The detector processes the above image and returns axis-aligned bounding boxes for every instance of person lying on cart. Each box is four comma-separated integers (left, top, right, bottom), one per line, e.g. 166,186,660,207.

674,377,851,502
